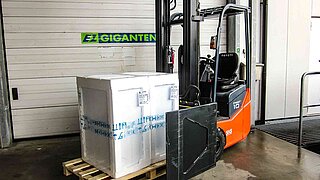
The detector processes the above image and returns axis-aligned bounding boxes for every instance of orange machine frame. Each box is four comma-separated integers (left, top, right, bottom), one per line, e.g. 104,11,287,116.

218,89,251,148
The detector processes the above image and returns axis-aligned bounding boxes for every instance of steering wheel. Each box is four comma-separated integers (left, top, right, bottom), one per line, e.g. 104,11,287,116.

200,55,215,63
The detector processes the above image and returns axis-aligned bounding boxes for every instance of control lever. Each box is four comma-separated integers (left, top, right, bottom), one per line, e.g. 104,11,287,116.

200,55,214,82
200,64,214,82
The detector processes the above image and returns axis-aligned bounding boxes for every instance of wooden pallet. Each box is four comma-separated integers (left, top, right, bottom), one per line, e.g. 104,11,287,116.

63,158,166,180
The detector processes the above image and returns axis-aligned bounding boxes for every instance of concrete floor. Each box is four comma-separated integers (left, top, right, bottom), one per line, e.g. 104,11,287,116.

193,130,320,180
0,130,320,180
0,135,80,180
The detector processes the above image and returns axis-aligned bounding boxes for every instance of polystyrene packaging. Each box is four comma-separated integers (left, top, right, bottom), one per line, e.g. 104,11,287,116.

123,72,179,163
77,72,179,178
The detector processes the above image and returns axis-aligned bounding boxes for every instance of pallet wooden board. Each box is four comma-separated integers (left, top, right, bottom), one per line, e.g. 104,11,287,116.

62,158,166,180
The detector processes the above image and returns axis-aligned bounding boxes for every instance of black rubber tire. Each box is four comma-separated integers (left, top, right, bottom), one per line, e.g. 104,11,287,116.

216,128,226,161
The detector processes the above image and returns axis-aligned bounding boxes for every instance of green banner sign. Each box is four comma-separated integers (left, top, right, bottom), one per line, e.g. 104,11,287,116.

81,33,156,44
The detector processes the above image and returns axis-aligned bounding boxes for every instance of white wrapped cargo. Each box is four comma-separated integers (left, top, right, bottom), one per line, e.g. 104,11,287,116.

123,72,179,163
77,74,151,178
77,72,179,178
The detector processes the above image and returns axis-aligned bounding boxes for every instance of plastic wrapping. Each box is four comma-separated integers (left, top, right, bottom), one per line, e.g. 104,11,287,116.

77,73,178,178
123,72,179,163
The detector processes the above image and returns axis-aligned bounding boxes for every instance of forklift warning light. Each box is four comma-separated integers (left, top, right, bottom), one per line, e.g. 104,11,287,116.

81,33,156,44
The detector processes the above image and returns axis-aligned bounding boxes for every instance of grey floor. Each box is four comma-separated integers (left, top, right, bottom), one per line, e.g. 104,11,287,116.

194,130,320,180
0,130,320,180
0,135,80,180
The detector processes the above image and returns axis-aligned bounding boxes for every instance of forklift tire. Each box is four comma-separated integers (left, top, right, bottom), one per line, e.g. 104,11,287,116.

216,128,226,161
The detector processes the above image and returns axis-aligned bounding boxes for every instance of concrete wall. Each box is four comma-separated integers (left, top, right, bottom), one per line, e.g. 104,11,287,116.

308,18,320,114
266,0,311,120
312,0,320,16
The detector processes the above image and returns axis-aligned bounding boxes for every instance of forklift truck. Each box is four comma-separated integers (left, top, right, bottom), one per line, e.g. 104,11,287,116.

155,1,251,179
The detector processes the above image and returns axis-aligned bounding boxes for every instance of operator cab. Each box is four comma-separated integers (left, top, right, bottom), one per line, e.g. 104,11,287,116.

199,53,246,118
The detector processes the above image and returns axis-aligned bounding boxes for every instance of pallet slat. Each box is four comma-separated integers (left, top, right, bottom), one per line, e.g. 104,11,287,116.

72,163,91,173
88,173,109,180
63,158,84,176
79,167,99,177
63,158,166,180
63,158,83,167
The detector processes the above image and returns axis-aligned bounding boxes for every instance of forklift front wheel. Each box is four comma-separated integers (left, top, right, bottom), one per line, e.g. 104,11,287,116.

216,128,226,161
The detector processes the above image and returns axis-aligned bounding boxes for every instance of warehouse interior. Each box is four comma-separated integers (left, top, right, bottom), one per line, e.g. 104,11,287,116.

0,0,320,179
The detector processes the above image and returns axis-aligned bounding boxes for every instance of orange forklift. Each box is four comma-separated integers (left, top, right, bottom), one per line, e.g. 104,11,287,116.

155,1,252,179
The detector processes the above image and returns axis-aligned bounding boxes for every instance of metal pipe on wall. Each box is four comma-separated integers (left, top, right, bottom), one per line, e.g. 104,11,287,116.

258,0,268,125
249,0,262,126
0,1,12,148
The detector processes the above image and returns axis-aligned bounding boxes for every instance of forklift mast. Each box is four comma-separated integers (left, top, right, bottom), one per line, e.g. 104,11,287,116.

156,0,200,101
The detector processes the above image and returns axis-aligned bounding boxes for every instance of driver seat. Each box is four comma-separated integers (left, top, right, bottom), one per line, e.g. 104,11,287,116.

216,53,246,117
217,53,239,92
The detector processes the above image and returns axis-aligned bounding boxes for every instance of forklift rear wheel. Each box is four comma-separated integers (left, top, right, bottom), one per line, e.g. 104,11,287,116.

216,128,226,161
